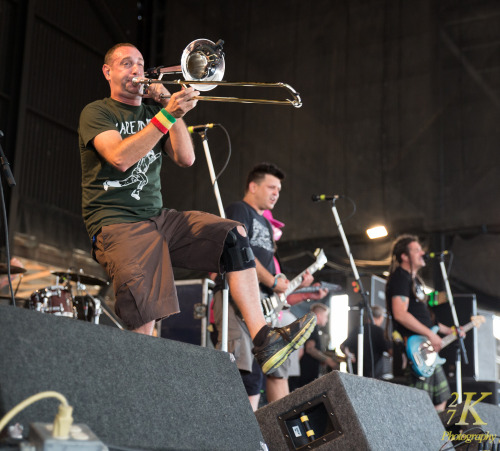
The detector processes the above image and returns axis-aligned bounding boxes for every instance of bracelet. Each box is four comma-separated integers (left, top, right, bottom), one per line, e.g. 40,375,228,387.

271,276,278,290
150,108,176,134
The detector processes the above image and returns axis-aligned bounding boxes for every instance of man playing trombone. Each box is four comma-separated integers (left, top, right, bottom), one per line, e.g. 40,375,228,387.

78,43,315,375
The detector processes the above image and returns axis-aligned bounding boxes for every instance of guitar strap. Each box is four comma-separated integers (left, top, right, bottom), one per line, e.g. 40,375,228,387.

274,248,283,272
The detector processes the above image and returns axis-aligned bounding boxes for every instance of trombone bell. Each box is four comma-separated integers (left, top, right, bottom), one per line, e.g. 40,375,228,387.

180,39,225,91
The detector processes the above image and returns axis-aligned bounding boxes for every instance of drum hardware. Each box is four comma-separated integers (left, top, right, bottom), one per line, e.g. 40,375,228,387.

73,294,102,324
70,272,105,324
132,38,302,108
100,310,124,329
92,296,102,323
27,286,75,318
68,273,102,324
69,273,105,324
22,270,107,323
51,270,108,287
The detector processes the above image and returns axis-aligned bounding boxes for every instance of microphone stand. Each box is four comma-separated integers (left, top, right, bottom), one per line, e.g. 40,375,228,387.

0,131,16,188
328,197,373,376
436,252,467,403
0,130,17,307
194,127,229,352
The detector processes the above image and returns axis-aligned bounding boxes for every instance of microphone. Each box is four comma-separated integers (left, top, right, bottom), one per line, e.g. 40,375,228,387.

425,250,450,259
311,194,340,202
187,123,217,133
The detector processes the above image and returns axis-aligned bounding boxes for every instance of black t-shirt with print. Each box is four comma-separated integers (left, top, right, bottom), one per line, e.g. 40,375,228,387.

385,266,434,338
78,97,167,238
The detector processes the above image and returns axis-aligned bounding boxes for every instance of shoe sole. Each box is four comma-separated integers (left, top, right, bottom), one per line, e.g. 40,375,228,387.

261,314,316,375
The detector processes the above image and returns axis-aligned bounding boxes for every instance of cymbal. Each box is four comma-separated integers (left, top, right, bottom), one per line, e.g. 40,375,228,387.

51,271,108,287
0,263,27,275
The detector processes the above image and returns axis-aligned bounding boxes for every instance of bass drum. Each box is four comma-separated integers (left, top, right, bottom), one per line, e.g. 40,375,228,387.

29,286,75,318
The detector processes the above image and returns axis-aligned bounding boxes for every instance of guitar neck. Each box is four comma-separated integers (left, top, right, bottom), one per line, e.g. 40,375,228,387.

284,262,321,297
441,321,475,349
293,281,340,294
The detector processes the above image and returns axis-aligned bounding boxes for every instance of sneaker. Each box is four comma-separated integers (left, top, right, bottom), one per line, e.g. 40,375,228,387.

253,312,316,375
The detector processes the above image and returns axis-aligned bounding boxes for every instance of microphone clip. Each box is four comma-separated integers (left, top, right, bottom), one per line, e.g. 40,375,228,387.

311,194,341,203
424,250,450,261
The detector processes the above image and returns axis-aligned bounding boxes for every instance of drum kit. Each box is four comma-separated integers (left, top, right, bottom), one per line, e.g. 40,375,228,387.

0,263,109,324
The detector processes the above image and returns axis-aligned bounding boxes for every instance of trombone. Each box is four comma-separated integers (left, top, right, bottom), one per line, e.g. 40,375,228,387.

132,39,302,108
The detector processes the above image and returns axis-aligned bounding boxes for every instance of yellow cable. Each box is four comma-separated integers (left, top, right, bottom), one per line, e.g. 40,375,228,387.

0,391,73,438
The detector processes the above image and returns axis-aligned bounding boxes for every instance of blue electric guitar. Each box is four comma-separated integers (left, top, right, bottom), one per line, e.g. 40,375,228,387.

406,315,485,378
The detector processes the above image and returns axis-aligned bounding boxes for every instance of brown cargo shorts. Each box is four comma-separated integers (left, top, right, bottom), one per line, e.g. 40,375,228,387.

94,209,241,329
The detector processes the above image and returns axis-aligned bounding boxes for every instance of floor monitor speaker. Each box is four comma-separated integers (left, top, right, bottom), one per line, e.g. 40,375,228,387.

0,305,265,451
255,371,445,450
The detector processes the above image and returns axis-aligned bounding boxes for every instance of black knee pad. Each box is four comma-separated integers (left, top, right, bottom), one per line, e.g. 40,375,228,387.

220,228,256,272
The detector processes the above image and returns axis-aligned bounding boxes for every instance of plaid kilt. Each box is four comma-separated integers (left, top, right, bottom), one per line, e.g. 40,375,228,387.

406,363,451,406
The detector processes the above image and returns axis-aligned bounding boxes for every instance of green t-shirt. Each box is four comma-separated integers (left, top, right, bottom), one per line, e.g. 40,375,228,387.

79,97,166,238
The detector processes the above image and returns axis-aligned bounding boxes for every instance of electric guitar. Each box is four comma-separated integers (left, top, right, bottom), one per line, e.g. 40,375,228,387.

406,315,485,378
260,248,327,324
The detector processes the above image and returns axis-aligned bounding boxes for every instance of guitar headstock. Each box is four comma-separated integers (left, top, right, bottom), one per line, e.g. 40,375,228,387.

471,315,486,328
314,248,328,269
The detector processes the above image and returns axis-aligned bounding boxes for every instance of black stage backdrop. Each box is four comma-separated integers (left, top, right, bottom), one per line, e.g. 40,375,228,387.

1,0,499,308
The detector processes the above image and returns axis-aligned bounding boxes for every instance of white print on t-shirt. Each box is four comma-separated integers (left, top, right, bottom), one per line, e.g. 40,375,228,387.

116,120,149,135
250,218,274,252
415,282,426,302
103,150,160,200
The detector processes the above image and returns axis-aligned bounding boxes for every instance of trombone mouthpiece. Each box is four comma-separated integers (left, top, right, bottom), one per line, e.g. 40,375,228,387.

131,77,147,86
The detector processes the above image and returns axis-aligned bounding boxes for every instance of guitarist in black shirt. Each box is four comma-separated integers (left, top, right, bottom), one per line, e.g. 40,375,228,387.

213,163,327,410
386,235,457,412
